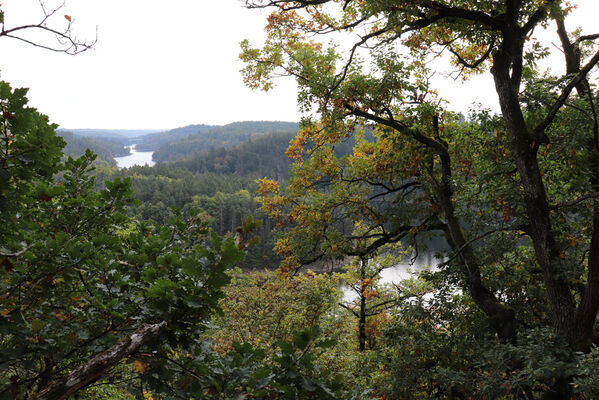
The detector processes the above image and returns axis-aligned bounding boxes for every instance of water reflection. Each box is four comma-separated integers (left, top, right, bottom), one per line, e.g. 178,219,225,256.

114,145,155,169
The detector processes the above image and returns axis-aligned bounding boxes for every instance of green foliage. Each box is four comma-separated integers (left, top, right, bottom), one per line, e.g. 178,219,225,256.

210,269,344,352
175,130,297,180
242,0,599,397
97,162,283,269
574,345,599,397
142,326,352,399
0,80,244,399
0,81,64,211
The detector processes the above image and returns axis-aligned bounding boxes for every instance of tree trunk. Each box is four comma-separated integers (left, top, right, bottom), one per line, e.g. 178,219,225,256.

436,150,517,343
359,257,367,352
555,15,599,352
492,45,578,345
32,321,167,400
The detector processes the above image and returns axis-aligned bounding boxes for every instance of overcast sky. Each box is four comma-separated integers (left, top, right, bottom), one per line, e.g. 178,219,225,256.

0,0,597,130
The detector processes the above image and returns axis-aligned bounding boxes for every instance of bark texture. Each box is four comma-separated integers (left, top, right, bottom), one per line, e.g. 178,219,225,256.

32,321,167,400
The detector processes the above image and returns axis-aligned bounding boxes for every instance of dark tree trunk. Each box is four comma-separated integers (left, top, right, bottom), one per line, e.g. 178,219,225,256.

436,146,517,343
492,35,579,345
359,257,367,352
555,15,599,352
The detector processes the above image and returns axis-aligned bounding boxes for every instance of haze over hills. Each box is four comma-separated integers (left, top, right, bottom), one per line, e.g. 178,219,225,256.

149,121,299,162
134,124,215,151
58,128,164,140
59,121,300,165
58,131,130,165
63,121,299,270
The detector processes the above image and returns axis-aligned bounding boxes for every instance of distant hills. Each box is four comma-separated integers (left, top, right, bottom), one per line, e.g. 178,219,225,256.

58,128,164,140
134,124,215,152
58,121,300,165
173,130,297,181
58,131,130,165
146,121,299,162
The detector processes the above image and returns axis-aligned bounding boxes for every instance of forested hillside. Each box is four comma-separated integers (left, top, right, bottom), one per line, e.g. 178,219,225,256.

74,123,372,269
57,123,302,270
59,131,129,165
174,130,296,179
105,129,301,269
134,124,214,151
152,121,299,162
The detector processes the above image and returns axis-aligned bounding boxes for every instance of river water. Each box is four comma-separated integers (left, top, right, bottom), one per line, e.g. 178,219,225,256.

114,145,155,168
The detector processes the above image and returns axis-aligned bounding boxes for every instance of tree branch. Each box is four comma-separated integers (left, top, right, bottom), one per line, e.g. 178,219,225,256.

31,321,167,400
0,3,96,55
532,48,599,138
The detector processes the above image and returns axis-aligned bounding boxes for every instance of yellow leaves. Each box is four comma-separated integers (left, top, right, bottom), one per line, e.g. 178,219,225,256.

0,309,10,316
54,312,68,321
362,288,378,299
257,178,287,220
143,391,155,400
378,137,392,153
279,256,300,274
273,238,291,255
286,131,308,161
317,148,340,177
257,178,280,197
52,277,65,285
133,359,149,375
353,147,372,159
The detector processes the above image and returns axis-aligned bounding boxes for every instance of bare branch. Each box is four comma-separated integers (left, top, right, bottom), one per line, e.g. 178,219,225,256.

0,245,31,257
244,0,332,11
437,226,523,270
338,302,360,317
0,2,96,55
577,33,599,44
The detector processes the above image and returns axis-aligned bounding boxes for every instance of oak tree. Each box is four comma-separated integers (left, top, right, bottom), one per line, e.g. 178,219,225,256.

243,0,599,395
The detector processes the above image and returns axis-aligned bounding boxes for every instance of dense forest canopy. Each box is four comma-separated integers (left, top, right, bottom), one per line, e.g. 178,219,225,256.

4,0,599,399
63,124,302,270
151,121,299,162
58,131,129,165
134,124,215,152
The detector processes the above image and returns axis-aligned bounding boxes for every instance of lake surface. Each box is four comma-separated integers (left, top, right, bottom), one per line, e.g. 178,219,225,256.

341,256,436,303
114,145,155,168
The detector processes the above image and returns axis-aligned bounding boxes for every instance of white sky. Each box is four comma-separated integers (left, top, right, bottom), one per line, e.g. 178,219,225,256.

0,0,597,130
